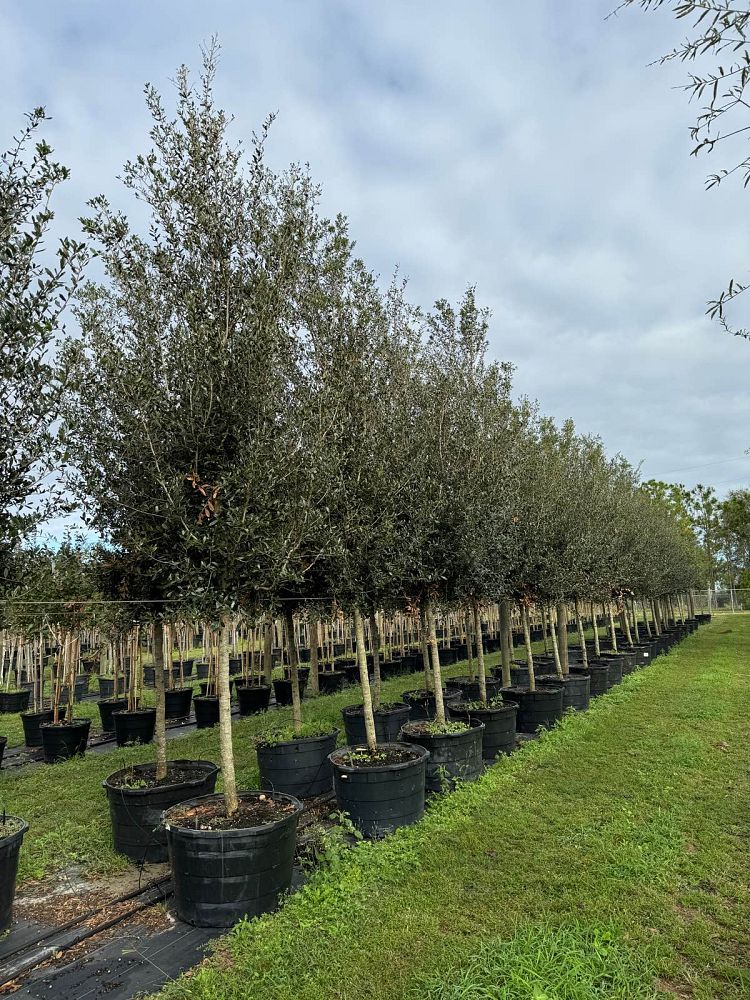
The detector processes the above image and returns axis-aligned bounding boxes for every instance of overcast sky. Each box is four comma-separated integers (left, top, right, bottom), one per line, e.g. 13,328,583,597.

3,0,749,533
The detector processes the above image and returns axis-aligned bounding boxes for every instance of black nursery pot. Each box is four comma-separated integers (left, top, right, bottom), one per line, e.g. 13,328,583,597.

329,743,429,839
449,702,518,759
40,718,91,762
164,687,193,720
193,695,220,729
0,736,5,768
98,697,129,732
445,676,501,702
341,702,411,745
570,662,610,697
272,675,308,706
0,818,29,933
236,684,271,716
318,670,345,695
537,673,591,712
195,662,210,680
402,688,462,721
0,690,31,714
98,676,115,699
59,681,86,704
163,790,303,928
499,686,563,733
341,663,361,685
400,718,484,792
21,706,66,747
104,759,219,864
258,730,339,798
113,708,156,747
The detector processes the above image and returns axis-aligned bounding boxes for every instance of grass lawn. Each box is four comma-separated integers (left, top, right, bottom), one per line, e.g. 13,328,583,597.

148,617,750,1000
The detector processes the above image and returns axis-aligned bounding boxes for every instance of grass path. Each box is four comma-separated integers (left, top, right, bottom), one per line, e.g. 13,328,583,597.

152,617,750,1000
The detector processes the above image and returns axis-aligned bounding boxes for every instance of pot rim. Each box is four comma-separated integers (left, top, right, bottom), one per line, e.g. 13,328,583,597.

342,702,409,718
257,727,340,751
162,789,302,836
451,700,518,715
0,817,29,847
400,717,486,740
329,740,429,773
103,758,220,796
39,717,92,730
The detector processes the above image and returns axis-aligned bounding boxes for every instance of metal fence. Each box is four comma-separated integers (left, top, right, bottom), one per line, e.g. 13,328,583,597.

690,589,750,614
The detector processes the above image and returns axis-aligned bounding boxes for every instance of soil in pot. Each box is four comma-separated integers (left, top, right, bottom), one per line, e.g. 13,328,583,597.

257,730,339,798
318,670,345,695
400,719,485,791
104,760,219,864
0,690,31,714
342,702,411,745
164,687,193,720
40,718,91,762
498,686,564,733
98,697,129,732
449,701,517,759
194,695,220,729
0,817,29,932
113,708,156,747
162,791,302,927
21,706,66,747
236,684,271,716
329,743,429,839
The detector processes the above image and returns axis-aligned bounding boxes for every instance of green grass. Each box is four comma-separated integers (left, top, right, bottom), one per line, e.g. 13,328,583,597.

147,617,750,1000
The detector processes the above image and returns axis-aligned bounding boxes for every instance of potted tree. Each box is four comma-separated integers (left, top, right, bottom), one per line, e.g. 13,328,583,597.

63,49,336,915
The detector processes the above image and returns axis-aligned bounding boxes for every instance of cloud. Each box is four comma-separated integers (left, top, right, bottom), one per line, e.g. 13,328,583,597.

2,0,749,535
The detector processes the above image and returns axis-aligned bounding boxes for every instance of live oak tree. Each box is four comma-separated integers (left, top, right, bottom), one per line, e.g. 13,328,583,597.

415,289,519,708
0,109,88,579
62,47,338,814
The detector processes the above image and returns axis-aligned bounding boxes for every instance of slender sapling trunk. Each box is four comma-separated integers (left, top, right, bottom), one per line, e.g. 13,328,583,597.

354,608,377,750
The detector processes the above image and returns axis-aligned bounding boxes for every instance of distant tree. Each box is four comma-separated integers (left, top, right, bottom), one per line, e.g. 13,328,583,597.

0,108,89,578
615,1,750,338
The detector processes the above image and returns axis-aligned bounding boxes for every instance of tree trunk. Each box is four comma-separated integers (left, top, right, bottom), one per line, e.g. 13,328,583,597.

369,611,382,710
153,620,168,781
309,618,319,696
420,609,432,692
574,596,588,670
520,604,535,691
591,602,601,657
642,601,652,637
472,600,488,704
284,608,303,736
262,619,273,684
541,604,550,654
630,600,640,642
354,609,377,750
550,608,564,679
426,603,446,725
607,603,619,653
218,616,239,816
499,599,512,688
556,602,569,673
620,607,633,647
